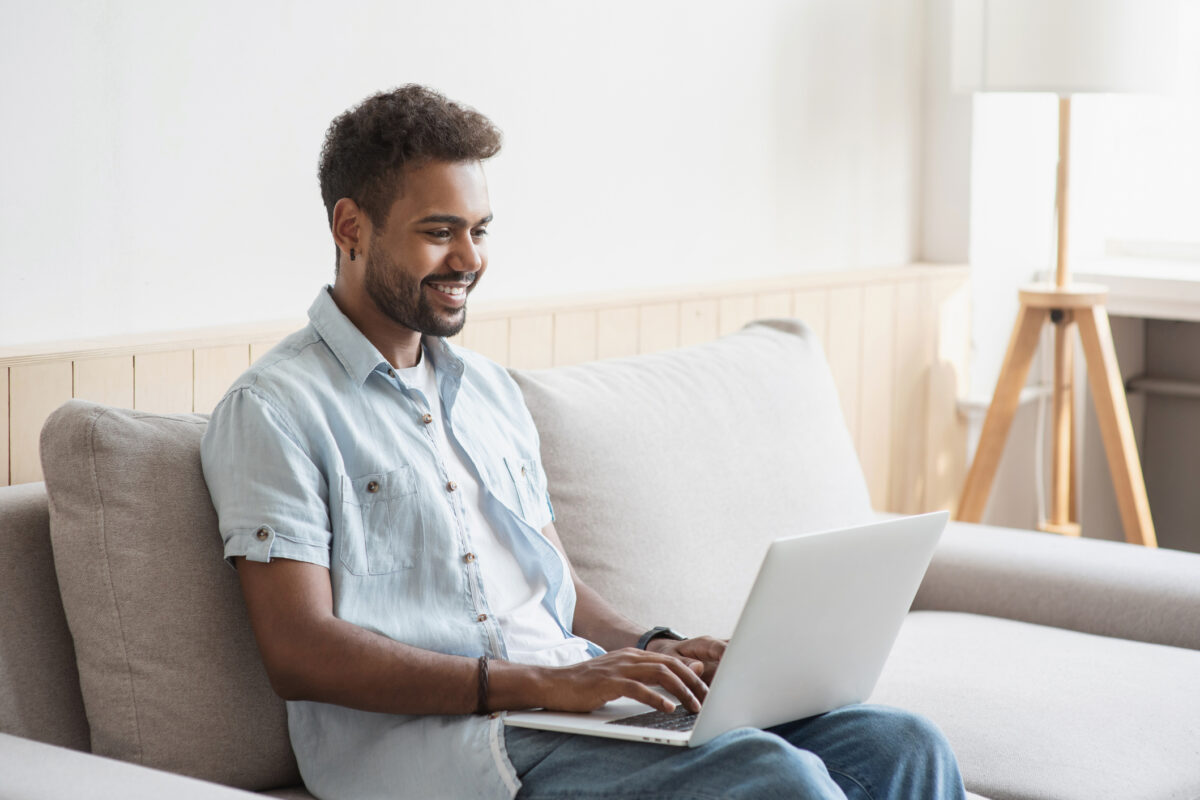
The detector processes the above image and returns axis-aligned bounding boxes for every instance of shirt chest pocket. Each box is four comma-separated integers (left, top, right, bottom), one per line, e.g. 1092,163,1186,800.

338,467,423,575
502,456,546,525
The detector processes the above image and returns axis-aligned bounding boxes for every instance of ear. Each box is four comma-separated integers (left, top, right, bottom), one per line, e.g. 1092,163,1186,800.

331,197,368,263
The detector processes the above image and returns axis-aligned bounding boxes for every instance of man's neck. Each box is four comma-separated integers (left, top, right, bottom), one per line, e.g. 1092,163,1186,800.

328,283,423,369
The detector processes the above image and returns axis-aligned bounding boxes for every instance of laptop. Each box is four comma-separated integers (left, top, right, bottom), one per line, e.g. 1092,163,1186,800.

504,511,948,747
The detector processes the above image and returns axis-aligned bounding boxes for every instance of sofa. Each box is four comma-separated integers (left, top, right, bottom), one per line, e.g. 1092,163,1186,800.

3,318,1200,800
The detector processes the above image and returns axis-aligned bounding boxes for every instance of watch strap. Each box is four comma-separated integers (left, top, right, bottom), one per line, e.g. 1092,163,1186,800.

636,626,687,650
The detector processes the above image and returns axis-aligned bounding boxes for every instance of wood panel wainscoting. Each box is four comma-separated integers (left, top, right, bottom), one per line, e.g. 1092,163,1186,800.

0,264,970,515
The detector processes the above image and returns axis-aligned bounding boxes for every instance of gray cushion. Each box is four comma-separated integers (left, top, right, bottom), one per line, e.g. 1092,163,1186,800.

39,401,299,791
0,482,90,751
872,611,1200,800
917,521,1200,650
511,320,873,637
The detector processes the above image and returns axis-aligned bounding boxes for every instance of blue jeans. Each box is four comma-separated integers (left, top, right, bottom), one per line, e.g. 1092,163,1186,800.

504,704,966,799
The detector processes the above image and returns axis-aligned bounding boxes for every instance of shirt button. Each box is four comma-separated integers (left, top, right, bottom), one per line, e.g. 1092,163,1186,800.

464,553,476,563
387,368,396,378
477,613,488,622
366,481,380,493
521,465,527,477
447,480,458,492
422,413,433,425
255,527,269,541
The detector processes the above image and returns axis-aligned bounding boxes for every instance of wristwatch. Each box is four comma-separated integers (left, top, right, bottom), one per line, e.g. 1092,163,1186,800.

636,626,688,650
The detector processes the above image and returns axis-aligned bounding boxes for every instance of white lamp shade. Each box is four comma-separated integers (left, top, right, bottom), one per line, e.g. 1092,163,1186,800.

953,0,1179,94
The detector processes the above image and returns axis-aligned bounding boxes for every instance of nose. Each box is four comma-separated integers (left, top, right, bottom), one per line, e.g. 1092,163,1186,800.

449,232,483,274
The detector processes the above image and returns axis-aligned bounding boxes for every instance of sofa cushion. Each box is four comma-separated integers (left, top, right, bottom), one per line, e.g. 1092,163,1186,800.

872,611,1200,800
510,320,873,637
0,482,90,751
39,401,299,791
917,521,1200,650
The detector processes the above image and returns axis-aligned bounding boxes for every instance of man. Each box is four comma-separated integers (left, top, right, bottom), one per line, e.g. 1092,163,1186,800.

201,85,965,800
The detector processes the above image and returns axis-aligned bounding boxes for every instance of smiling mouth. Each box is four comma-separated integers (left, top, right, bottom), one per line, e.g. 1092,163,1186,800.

428,282,468,298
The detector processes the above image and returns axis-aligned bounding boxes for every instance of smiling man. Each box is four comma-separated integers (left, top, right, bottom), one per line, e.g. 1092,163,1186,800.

200,85,965,800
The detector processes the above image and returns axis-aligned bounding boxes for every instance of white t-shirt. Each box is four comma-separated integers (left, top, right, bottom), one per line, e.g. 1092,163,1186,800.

397,349,592,667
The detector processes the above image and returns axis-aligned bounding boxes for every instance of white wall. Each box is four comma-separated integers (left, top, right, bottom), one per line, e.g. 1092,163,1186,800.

0,0,925,348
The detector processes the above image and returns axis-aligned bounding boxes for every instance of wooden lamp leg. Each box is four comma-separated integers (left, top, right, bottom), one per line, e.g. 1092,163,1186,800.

1068,375,1079,525
1074,305,1157,547
1040,311,1082,536
957,303,1049,522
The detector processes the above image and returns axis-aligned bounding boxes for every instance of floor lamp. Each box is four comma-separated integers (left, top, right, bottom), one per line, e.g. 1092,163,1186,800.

951,0,1179,546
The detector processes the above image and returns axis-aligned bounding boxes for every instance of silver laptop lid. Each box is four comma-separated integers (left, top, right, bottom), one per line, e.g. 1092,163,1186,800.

688,511,947,745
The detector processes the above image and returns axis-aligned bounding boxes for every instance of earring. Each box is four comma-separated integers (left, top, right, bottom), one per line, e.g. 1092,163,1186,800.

350,248,356,262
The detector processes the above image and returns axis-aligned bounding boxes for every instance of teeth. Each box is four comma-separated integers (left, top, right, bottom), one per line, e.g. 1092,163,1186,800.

430,283,466,297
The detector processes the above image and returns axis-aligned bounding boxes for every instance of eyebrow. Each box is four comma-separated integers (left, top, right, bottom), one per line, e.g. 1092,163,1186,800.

414,213,493,227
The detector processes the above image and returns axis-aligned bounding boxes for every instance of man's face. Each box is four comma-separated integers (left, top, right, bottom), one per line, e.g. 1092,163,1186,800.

363,160,492,338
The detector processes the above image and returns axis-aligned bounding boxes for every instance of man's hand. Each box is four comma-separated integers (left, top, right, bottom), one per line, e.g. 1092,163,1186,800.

495,648,708,714
645,636,727,684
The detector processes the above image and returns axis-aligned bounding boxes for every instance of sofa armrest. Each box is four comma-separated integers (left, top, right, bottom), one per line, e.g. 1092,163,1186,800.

913,521,1200,651
0,733,261,800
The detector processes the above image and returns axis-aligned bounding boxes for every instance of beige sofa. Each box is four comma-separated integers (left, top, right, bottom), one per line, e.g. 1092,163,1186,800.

3,319,1200,800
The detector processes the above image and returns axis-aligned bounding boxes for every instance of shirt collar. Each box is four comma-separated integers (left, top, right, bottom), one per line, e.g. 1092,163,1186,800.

307,286,465,387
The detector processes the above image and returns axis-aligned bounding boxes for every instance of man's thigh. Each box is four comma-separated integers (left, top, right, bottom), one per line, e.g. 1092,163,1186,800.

767,704,965,800
505,705,964,800
505,725,845,800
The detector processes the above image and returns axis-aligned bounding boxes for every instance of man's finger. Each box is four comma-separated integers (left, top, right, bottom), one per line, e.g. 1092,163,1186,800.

620,679,677,713
646,660,705,712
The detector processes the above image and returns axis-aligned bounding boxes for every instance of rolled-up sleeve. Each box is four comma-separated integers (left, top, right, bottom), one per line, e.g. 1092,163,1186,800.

201,386,331,568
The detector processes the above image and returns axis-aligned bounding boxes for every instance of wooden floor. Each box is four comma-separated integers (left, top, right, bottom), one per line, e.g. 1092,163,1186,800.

0,264,970,514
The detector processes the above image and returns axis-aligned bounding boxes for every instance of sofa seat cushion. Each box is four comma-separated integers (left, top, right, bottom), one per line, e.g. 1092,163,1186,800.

511,320,873,637
872,611,1200,800
39,401,299,791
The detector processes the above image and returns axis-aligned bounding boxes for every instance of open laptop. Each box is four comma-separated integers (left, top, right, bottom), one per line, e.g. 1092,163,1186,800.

504,511,948,746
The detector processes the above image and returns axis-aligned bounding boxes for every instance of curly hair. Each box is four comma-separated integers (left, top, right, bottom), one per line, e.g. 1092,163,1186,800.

318,84,502,238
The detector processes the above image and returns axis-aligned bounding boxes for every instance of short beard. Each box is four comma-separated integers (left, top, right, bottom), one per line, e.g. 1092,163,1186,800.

363,248,471,338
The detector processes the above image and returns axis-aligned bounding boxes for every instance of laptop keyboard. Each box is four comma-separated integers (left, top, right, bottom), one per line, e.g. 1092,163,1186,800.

607,707,699,732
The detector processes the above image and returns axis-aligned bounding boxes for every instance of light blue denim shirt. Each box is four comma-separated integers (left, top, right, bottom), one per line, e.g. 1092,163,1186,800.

201,287,600,800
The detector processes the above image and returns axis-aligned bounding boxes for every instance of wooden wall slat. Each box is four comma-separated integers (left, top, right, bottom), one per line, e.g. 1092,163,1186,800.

826,286,864,450
718,296,757,336
553,311,598,366
596,308,640,360
859,284,897,510
924,278,971,511
679,300,719,347
1,268,973,503
755,292,793,318
462,318,510,365
74,356,134,409
508,315,554,369
890,280,931,513
638,303,680,354
134,350,194,414
10,361,74,484
195,345,250,414
792,289,830,346
1,368,9,486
